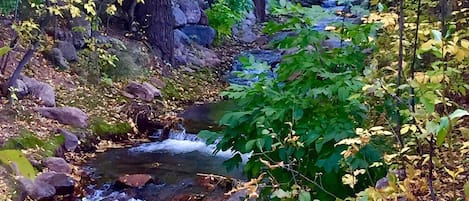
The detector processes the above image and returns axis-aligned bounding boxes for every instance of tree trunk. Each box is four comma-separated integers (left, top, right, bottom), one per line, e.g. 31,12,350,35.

136,0,175,68
253,0,266,22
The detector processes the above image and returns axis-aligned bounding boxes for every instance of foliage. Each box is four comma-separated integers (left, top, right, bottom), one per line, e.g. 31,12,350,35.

2,130,65,157
0,150,36,179
201,20,386,199
0,0,18,14
91,118,132,137
206,0,253,40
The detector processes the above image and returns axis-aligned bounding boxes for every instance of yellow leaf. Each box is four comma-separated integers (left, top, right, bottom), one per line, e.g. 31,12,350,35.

69,5,81,18
430,74,444,83
117,0,123,5
461,39,469,49
420,40,434,51
455,49,467,62
106,4,117,16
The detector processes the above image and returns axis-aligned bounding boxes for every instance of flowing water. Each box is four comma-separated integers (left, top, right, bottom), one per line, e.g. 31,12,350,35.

83,2,367,200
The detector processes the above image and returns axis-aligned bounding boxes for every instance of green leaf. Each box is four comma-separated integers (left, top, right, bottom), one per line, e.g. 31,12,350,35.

0,46,10,57
0,150,37,179
299,190,311,201
198,130,220,145
449,109,469,120
245,139,257,151
464,181,469,198
436,117,449,146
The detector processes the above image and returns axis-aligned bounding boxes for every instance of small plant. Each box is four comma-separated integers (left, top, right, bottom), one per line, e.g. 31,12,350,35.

206,0,253,41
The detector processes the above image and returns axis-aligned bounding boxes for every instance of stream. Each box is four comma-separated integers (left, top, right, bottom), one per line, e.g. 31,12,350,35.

83,1,366,200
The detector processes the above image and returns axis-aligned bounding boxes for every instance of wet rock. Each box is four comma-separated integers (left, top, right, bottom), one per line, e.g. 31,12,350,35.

43,157,71,174
20,75,56,107
18,177,56,200
116,174,153,188
56,41,78,62
48,48,69,69
230,50,282,85
58,128,79,152
177,0,202,24
173,6,187,27
36,106,88,128
180,25,216,47
125,81,162,102
36,172,75,195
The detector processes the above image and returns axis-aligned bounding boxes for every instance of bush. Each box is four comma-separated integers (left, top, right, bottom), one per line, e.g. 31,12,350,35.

206,0,253,41
0,0,18,14
200,22,386,200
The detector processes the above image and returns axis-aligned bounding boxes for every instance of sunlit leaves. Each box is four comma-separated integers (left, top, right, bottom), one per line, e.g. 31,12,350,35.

106,4,117,16
69,5,81,18
84,0,96,16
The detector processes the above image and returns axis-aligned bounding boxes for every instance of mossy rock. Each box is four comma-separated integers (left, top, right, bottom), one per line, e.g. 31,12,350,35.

91,119,132,140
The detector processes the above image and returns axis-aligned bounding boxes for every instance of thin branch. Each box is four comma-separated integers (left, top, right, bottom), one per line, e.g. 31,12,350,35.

395,0,405,149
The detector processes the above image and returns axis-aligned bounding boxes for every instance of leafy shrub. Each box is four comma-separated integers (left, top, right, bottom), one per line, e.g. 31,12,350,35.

206,0,253,40
200,22,386,200
0,0,18,14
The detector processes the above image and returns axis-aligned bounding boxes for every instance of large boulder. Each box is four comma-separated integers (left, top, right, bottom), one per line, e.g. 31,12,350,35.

36,106,88,128
125,81,162,102
18,177,56,200
69,15,92,37
173,6,188,27
20,75,56,107
180,25,216,47
177,0,202,24
36,172,75,195
56,41,78,61
42,157,72,174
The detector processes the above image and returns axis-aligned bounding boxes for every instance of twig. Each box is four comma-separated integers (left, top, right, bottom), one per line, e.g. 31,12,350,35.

395,0,405,149
427,137,437,201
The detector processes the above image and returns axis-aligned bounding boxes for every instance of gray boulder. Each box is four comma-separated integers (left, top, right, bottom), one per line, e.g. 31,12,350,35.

125,81,162,102
173,6,187,27
36,172,75,195
20,75,56,107
18,177,56,200
13,79,29,99
48,48,69,69
180,25,216,47
177,0,202,24
42,157,71,174
36,106,88,128
174,29,191,49
240,31,257,43
58,128,79,152
57,41,78,61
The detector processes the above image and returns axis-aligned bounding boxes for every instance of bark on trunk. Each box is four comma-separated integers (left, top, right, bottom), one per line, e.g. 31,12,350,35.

136,0,175,67
253,0,266,22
